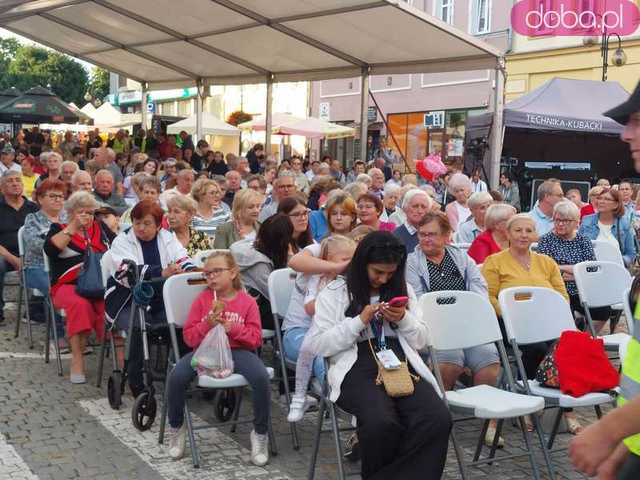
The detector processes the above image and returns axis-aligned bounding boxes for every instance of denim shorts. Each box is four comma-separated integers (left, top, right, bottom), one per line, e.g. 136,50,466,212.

435,343,499,372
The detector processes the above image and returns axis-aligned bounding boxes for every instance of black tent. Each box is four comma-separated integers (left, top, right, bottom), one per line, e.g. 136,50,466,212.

0,87,21,109
465,78,631,206
0,86,79,123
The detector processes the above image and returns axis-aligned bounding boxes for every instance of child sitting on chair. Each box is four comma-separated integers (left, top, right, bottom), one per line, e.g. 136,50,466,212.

287,235,356,422
165,251,271,466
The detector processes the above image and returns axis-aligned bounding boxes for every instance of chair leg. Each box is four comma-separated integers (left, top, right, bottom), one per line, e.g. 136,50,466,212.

279,352,300,450
23,287,34,350
158,368,170,445
51,310,63,377
449,427,469,480
14,283,22,339
472,419,490,462
531,413,556,480
327,401,346,480
230,389,243,433
547,408,563,450
595,405,603,419
487,419,504,462
96,333,108,388
307,399,327,480
44,304,51,364
184,403,200,468
267,412,278,456
518,416,543,480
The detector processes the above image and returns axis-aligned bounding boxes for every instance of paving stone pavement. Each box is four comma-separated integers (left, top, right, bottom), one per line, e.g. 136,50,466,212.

0,286,615,480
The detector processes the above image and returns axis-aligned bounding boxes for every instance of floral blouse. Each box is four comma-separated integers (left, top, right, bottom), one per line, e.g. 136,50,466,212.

185,227,212,257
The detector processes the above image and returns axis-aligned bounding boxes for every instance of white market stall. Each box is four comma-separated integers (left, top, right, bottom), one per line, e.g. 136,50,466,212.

0,0,504,185
168,112,240,153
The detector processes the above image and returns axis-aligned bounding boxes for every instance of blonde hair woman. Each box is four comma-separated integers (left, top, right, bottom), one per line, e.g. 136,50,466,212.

190,178,230,238
214,188,264,249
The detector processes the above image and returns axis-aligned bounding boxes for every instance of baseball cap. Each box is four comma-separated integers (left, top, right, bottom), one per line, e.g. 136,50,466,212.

2,144,15,155
604,80,640,125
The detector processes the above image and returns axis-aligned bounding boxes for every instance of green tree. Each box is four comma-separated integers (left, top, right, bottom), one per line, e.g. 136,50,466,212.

86,67,110,103
7,45,88,105
0,38,20,90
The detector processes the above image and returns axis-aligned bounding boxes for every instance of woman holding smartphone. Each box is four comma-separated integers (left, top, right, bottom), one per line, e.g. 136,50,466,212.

309,231,451,480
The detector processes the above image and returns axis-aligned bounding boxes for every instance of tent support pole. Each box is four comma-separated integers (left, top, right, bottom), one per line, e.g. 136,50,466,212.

489,61,505,189
140,82,149,131
196,79,204,143
265,74,273,157
369,89,409,172
359,66,370,164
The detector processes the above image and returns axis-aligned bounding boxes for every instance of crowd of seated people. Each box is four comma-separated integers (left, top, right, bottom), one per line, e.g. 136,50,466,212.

2,125,639,478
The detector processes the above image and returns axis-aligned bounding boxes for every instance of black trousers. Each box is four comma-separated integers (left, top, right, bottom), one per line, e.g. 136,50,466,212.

336,339,451,480
618,451,640,480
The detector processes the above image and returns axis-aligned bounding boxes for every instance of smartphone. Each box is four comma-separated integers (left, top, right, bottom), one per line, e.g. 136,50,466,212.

387,296,409,307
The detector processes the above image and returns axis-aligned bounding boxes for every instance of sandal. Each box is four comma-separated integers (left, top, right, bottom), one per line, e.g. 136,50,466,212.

565,413,584,435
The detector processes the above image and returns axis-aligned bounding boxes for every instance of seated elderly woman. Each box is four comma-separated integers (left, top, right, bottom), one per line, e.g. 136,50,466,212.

191,178,231,239
23,179,67,346
579,187,637,267
406,211,502,447
309,231,451,480
445,173,472,232
108,199,195,396
538,200,612,334
213,188,263,249
45,191,116,384
482,214,569,380
454,191,493,244
166,195,212,256
468,203,517,264
356,193,396,232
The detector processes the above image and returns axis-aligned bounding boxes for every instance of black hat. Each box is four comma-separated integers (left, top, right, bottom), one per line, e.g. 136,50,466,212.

604,80,640,125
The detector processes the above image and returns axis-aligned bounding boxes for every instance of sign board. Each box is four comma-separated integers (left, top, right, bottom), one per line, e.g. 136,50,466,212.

424,110,445,129
146,101,155,114
319,102,330,121
368,106,377,123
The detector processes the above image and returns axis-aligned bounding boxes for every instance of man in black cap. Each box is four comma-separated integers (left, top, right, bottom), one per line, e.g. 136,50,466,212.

569,80,640,480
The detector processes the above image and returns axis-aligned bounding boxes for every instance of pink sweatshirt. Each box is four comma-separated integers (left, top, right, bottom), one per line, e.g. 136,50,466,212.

183,289,262,351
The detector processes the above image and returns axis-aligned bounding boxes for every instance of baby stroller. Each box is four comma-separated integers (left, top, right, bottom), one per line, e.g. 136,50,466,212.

103,259,173,431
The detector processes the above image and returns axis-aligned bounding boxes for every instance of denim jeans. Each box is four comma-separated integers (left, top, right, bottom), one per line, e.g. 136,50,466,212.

283,326,325,382
24,266,64,338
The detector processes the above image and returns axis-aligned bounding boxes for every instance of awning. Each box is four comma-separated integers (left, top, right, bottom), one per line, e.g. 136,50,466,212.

167,112,240,137
239,112,356,139
0,0,502,89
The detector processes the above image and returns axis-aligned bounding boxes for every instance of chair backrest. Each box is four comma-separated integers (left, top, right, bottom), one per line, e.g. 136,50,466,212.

419,290,502,350
267,268,296,317
592,240,624,265
623,287,636,337
192,249,230,268
17,226,25,257
499,286,576,344
574,260,632,308
163,272,207,327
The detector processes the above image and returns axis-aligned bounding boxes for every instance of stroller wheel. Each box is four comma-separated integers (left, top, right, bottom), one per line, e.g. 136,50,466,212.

132,391,157,431
214,389,236,422
107,372,123,410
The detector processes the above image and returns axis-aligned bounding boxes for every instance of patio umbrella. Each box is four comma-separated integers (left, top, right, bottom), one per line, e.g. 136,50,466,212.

167,112,240,136
0,87,21,108
238,112,355,139
0,86,79,123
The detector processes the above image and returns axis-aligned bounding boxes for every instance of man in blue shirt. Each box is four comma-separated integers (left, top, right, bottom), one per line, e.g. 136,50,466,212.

529,179,564,236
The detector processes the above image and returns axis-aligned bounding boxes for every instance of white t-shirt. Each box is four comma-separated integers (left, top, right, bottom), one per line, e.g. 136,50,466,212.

282,243,322,331
597,222,620,250
454,202,471,231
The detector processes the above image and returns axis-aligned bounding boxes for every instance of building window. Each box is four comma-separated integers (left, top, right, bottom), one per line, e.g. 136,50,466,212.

471,0,491,34
436,0,454,24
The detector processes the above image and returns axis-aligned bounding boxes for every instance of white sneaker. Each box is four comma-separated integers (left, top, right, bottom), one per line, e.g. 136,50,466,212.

168,424,186,460
250,429,269,466
287,394,309,423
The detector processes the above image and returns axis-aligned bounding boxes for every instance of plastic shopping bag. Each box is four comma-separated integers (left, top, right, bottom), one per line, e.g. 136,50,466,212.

191,324,234,378
415,152,448,181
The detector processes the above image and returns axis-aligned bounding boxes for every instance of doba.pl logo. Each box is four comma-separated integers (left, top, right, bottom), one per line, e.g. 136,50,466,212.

511,0,640,36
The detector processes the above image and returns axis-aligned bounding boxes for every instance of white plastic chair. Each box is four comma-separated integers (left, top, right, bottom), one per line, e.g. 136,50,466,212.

158,272,276,468
499,287,616,450
421,290,552,480
573,261,632,350
267,267,300,450
592,240,625,266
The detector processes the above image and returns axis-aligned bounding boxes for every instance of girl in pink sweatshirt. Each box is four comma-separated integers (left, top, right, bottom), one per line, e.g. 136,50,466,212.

166,251,271,467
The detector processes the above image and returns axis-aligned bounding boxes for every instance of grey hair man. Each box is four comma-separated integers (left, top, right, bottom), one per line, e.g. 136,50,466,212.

258,170,298,223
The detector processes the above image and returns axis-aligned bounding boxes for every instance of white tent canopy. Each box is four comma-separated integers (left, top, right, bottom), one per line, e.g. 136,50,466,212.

80,103,97,118
0,0,501,89
239,112,355,139
168,112,240,136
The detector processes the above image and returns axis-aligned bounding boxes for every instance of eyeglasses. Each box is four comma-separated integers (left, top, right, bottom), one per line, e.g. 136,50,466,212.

553,218,574,224
417,232,442,240
45,193,65,200
203,268,230,278
278,184,295,190
288,209,310,219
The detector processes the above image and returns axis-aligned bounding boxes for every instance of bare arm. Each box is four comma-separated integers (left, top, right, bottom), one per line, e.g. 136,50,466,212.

288,248,348,275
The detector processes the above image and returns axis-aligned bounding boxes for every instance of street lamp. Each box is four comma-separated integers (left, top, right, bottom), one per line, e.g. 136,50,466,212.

601,32,626,81
84,92,102,107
